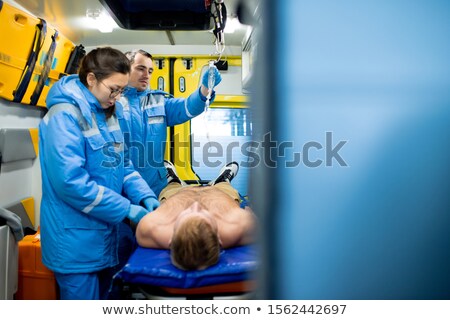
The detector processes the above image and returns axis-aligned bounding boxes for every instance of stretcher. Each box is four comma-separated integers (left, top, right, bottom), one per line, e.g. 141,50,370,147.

114,245,257,299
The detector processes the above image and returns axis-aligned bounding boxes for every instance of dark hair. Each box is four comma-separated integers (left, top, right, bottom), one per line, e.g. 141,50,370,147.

78,47,130,117
124,49,153,64
79,47,130,85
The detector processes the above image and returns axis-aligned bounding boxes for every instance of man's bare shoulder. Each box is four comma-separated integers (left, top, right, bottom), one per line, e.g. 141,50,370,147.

217,207,256,248
214,206,255,223
136,212,173,249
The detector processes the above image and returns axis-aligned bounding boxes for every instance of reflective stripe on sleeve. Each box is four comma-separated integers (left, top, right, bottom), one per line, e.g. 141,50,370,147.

124,171,140,183
82,186,105,214
184,99,194,118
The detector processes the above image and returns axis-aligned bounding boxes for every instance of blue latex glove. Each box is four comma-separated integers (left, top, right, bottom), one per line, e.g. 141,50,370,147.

142,197,160,212
127,204,149,224
201,65,222,89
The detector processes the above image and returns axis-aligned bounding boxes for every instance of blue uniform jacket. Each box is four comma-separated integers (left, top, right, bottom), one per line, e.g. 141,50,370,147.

39,75,154,273
116,86,214,196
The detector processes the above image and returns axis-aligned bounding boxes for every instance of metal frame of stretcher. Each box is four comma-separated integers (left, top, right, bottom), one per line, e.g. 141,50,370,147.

136,280,256,300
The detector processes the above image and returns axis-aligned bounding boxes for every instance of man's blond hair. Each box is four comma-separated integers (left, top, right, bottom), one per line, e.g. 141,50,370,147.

171,216,220,270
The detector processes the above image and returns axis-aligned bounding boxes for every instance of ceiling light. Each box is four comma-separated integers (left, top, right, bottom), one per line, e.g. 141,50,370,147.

224,16,243,34
86,9,117,33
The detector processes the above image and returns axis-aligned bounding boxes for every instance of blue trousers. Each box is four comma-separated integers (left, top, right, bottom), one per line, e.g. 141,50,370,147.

55,268,116,300
54,223,136,300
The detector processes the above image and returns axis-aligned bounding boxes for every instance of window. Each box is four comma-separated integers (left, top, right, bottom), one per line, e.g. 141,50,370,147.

191,108,252,196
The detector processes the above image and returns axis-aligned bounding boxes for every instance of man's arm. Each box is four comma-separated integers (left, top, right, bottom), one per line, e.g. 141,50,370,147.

164,88,209,127
164,65,222,126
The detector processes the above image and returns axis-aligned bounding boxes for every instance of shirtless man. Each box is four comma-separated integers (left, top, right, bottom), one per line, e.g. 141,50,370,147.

136,161,256,270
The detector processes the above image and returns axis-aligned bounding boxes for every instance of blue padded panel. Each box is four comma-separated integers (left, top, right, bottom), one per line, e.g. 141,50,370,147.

116,245,257,289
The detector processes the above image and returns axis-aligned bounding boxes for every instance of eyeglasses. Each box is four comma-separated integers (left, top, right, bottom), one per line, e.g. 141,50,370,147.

99,81,125,98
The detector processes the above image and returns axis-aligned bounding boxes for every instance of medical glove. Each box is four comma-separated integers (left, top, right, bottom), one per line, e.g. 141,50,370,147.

201,65,222,89
142,197,160,212
127,204,148,224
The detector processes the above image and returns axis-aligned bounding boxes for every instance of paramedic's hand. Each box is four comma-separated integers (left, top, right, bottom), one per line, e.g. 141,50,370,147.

201,65,222,89
127,204,148,224
142,197,160,212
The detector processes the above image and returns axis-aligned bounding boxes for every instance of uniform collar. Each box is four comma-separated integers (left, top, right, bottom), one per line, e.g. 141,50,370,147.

124,86,150,97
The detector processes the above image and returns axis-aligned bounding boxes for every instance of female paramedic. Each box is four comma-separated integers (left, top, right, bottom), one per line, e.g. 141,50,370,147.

38,47,159,299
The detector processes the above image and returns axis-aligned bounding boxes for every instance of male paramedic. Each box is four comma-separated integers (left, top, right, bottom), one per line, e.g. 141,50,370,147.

116,49,222,198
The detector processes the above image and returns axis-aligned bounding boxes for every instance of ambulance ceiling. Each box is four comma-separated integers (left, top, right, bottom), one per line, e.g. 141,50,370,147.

9,0,253,47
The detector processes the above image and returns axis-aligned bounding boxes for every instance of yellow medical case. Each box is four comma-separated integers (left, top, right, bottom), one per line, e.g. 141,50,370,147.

21,28,75,107
0,0,41,101
0,0,74,107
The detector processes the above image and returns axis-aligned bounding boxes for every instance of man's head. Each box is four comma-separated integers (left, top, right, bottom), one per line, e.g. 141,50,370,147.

170,202,221,270
124,49,153,92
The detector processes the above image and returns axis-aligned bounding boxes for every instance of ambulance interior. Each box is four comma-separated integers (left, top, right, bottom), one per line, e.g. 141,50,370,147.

0,0,261,299
4,0,450,302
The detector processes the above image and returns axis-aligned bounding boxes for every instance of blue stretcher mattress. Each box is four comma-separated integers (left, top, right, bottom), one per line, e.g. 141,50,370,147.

115,245,257,289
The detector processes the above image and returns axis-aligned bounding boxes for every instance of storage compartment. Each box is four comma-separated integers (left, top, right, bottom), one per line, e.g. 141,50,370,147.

0,1,74,107
0,1,40,101
21,29,74,107
15,232,59,300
